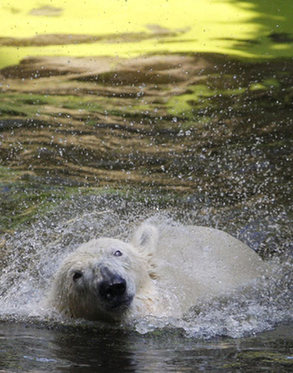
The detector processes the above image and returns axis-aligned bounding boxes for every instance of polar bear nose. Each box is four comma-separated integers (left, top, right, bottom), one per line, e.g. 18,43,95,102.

99,272,126,300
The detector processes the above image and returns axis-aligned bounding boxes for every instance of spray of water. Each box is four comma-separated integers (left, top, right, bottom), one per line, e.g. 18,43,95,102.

0,194,292,338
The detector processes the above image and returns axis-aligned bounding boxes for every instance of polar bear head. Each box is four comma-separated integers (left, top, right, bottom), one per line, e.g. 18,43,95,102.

50,224,159,321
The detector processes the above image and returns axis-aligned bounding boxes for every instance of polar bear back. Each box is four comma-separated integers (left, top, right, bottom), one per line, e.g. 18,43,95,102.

153,225,266,313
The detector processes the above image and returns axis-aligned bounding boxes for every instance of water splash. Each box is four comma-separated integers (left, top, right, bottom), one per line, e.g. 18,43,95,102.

0,194,292,338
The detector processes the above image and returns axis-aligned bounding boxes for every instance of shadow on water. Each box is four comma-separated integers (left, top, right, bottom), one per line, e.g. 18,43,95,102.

226,0,293,57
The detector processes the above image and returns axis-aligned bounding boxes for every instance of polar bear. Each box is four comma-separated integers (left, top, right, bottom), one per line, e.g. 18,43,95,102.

49,223,267,321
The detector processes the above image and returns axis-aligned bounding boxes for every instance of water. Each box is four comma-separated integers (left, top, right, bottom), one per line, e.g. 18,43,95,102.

0,319,292,372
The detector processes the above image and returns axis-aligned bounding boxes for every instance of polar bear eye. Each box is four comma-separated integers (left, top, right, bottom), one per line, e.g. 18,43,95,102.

73,271,83,281
113,250,123,257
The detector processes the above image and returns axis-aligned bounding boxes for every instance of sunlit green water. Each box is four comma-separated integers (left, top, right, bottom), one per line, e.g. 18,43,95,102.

1,0,293,69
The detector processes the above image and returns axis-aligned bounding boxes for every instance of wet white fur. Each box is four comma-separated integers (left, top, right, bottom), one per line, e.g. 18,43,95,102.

49,223,267,320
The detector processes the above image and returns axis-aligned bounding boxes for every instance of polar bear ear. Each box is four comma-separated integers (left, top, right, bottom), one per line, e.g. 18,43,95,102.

132,223,159,279
132,223,159,257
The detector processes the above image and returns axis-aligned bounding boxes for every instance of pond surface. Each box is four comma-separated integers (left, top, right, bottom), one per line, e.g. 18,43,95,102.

1,0,293,68
1,54,292,234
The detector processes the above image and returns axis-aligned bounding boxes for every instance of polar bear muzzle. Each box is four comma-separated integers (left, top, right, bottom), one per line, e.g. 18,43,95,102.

98,266,133,311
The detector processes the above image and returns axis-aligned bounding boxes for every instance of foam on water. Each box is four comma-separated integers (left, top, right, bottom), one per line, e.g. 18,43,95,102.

0,194,292,338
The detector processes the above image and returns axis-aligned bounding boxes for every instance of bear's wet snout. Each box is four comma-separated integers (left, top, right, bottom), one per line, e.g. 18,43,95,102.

99,270,127,302
99,278,126,299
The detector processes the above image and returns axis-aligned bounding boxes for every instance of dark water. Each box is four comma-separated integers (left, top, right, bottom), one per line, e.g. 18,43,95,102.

1,322,293,372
